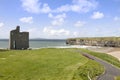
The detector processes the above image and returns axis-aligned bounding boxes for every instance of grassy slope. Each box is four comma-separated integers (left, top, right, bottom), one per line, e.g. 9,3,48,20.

79,48,120,68
116,76,120,80
0,48,104,80
73,60,104,80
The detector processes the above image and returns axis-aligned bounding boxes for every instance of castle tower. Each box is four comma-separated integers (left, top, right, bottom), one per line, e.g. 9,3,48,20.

9,26,29,50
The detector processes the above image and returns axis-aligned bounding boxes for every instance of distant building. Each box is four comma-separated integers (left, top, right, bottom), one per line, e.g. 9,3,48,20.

9,26,29,49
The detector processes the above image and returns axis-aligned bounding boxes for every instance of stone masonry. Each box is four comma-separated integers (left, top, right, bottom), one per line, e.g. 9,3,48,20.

9,26,29,49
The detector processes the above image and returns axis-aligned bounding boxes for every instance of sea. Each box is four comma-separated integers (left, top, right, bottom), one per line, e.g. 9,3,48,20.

0,39,67,49
0,39,94,49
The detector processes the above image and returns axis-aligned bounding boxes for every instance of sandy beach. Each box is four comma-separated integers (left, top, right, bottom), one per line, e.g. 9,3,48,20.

87,47,120,61
55,45,120,61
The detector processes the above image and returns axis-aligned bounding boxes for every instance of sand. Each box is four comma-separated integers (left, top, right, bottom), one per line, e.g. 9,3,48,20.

87,47,120,61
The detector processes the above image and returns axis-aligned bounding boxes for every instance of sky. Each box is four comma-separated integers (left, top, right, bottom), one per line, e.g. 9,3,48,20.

0,0,120,39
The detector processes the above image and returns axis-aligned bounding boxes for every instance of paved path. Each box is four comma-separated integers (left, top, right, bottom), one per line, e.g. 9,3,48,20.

77,50,120,80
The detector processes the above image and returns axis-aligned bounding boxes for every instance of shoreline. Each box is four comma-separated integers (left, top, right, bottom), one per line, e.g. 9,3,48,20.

0,45,94,49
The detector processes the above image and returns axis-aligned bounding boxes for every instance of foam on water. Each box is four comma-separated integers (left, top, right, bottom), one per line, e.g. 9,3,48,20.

32,45,100,49
55,45,91,48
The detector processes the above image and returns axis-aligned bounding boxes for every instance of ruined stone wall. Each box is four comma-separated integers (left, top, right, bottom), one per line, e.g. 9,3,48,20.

9,26,29,50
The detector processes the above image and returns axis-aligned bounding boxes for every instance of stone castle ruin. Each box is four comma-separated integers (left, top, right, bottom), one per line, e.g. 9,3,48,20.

9,26,29,49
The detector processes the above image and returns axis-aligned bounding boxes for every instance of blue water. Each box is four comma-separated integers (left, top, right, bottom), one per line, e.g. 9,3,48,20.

0,40,66,49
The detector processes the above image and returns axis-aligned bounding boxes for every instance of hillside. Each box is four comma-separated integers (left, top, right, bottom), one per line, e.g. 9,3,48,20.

0,49,104,80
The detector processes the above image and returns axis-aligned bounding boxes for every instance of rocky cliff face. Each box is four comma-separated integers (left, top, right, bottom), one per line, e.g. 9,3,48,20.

66,37,120,47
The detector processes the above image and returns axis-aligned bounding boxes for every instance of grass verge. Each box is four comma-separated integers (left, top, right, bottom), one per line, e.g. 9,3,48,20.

72,60,104,80
79,48,120,68
116,76,120,80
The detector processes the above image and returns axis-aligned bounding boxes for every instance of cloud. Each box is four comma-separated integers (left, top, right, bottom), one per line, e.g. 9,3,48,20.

114,16,120,21
43,27,70,36
73,32,79,37
27,28,40,38
0,22,4,28
54,0,98,13
27,28,37,33
20,17,33,24
21,0,51,13
48,13,66,26
95,28,100,32
74,21,86,27
40,3,51,13
21,0,40,13
91,11,104,19
48,13,66,19
21,0,98,14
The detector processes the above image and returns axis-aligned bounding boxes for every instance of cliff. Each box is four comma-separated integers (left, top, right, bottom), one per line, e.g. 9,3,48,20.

66,37,120,47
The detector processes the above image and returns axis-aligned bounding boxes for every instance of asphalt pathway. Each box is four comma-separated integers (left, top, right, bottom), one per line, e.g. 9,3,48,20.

78,50,120,80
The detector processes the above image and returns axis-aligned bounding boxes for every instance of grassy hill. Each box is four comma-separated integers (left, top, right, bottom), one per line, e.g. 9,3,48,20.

0,48,104,80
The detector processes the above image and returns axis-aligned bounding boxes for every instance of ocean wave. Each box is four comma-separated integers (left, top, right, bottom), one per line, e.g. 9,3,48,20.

31,45,101,49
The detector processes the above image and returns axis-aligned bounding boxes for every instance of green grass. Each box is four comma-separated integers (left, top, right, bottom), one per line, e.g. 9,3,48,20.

79,48,120,68
116,76,120,80
73,60,104,80
0,48,104,80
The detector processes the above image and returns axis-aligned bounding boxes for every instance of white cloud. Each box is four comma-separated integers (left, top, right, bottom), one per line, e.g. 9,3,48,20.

43,27,70,36
48,13,66,19
91,11,104,19
54,5,70,13
114,16,120,21
21,0,40,13
40,3,51,13
54,0,98,13
74,21,86,27
48,13,66,26
51,19,64,26
27,28,37,33
21,0,98,14
95,28,100,32
21,0,51,13
48,13,53,18
73,32,79,37
72,0,98,13
20,17,33,24
27,28,39,38
0,22,4,28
